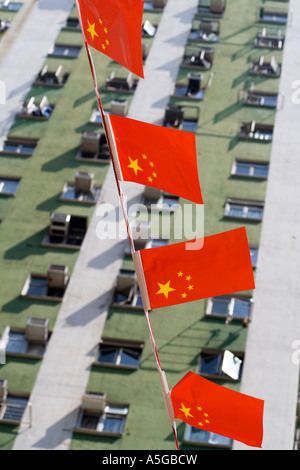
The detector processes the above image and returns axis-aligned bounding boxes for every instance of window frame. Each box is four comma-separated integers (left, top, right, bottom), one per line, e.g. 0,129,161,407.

75,403,129,437
21,272,68,302
183,423,233,449
231,159,269,179
0,175,21,196
0,137,38,156
206,295,253,322
224,198,264,221
95,338,144,370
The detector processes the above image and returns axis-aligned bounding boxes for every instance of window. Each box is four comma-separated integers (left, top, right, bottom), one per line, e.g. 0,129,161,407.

112,272,143,309
105,72,138,93
77,404,128,436
250,56,281,77
143,0,166,12
225,199,264,221
232,160,269,179
239,122,273,142
259,8,287,25
64,17,81,30
164,105,199,133
96,339,144,369
76,132,110,163
35,65,69,87
182,46,214,70
19,96,54,119
198,349,244,380
42,214,88,249
49,44,82,58
2,326,48,358
1,137,38,156
197,0,226,17
244,90,278,108
0,177,20,195
189,19,219,43
0,396,28,423
0,1,23,11
184,424,232,448
22,266,69,302
255,29,284,49
250,246,259,268
206,296,252,321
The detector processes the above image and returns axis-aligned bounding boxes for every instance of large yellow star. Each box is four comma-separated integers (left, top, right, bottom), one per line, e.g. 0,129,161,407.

87,20,99,41
179,403,194,419
156,281,175,299
128,157,143,176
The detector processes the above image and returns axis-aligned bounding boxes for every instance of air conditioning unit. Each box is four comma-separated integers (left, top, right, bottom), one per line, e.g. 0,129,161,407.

47,264,69,289
82,392,106,412
75,171,94,193
25,318,49,344
210,0,225,14
0,379,8,403
110,99,128,116
81,132,100,154
49,213,71,237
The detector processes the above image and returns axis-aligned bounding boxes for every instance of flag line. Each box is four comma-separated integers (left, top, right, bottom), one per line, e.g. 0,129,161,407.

74,0,180,450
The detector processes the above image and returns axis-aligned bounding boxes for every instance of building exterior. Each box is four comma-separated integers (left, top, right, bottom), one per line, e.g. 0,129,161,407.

0,0,299,451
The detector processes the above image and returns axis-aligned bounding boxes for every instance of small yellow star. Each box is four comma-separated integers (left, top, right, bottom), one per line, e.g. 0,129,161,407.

205,419,210,424
87,20,99,41
181,293,187,299
186,275,192,281
99,18,103,25
148,177,153,183
142,154,147,159
101,44,106,50
149,162,154,167
128,157,143,175
105,39,109,46
179,403,194,419
197,406,202,411
152,172,157,178
104,27,108,34
178,271,183,277
188,285,194,291
156,281,176,299
204,413,209,418
198,422,204,427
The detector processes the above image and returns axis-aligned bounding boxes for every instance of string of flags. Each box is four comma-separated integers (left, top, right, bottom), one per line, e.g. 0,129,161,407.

75,0,264,449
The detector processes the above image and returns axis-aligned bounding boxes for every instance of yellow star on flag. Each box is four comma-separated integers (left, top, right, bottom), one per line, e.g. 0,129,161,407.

156,281,176,299
179,403,194,419
87,20,99,41
178,271,183,277
128,157,143,175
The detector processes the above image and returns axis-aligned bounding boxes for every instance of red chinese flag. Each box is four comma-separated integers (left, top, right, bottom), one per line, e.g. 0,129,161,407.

170,371,264,448
133,227,255,311
77,0,144,78
105,114,203,205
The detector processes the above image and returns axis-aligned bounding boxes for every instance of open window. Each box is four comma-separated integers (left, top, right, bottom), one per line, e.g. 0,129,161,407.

255,28,284,49
239,121,273,142
198,348,244,380
250,56,281,77
224,198,264,221
34,65,69,87
61,172,101,204
76,132,110,163
259,7,288,25
0,176,20,196
105,71,138,93
1,318,50,359
0,379,29,425
173,73,206,100
95,338,144,369
197,0,226,18
18,96,54,120
163,105,199,132
42,213,88,249
48,43,82,58
0,136,38,156
244,88,278,108
21,265,69,302
188,18,220,43
75,393,128,437
181,45,214,70
112,272,143,309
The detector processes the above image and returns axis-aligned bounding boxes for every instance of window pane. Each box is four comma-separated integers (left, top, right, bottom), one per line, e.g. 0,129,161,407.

250,247,258,267
200,354,222,375
3,397,28,421
235,162,251,176
102,415,125,434
0,179,20,194
211,297,230,316
253,164,269,178
6,332,27,354
247,207,263,219
98,347,118,364
232,299,251,319
226,204,244,217
81,413,98,430
26,277,48,297
119,348,140,367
